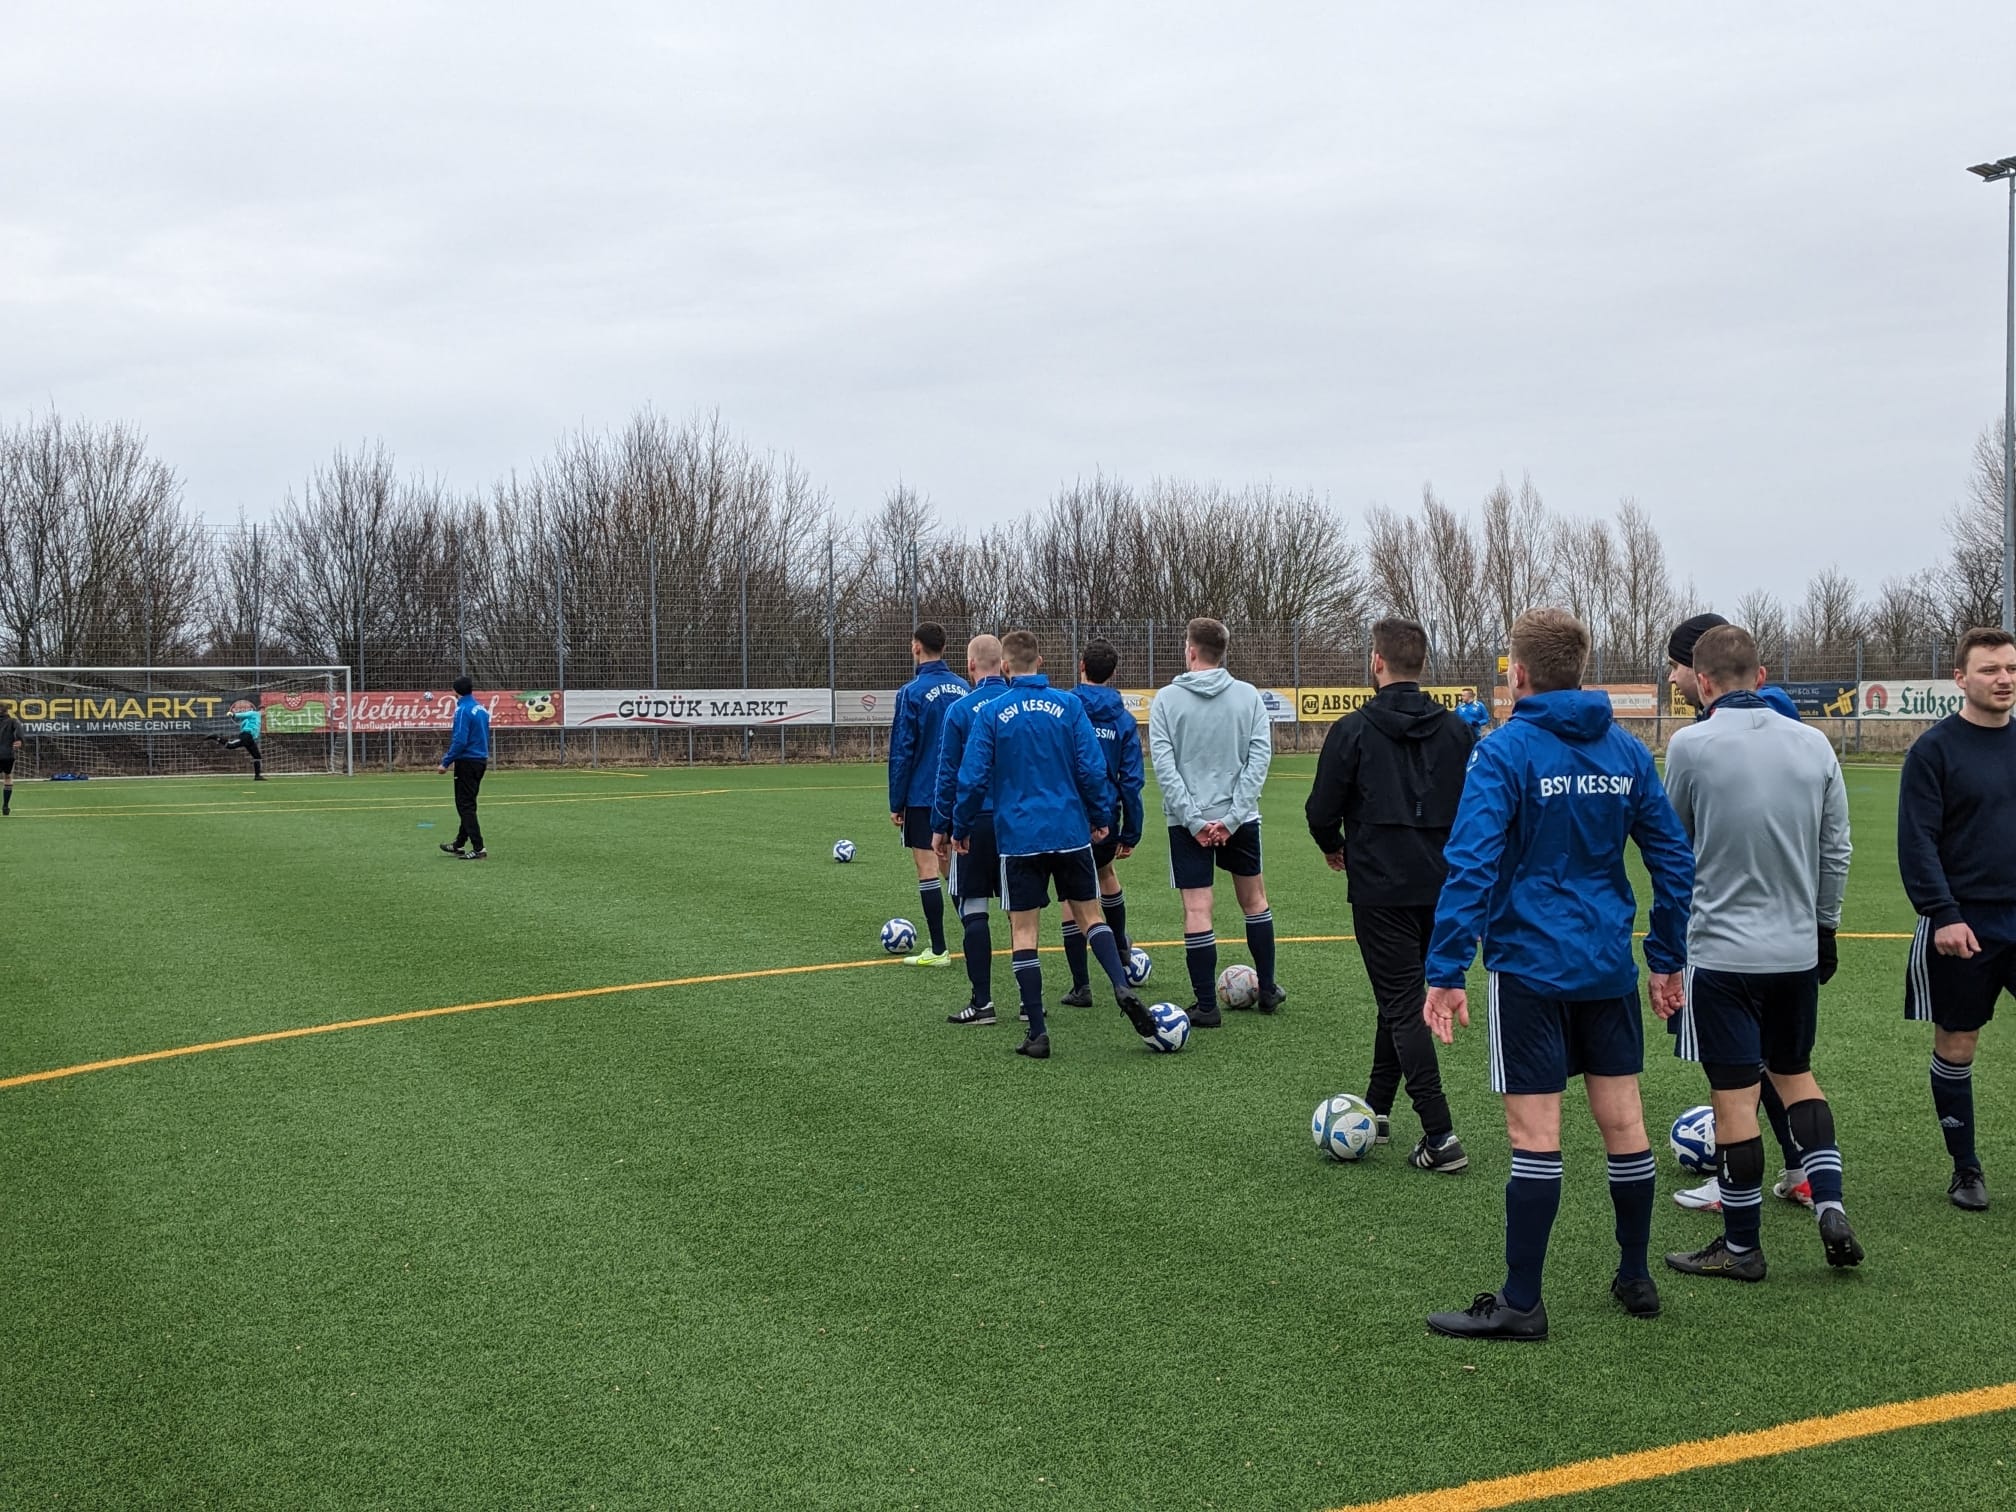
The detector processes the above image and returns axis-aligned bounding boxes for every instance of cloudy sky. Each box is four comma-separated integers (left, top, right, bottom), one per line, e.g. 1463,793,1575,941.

4,2,2012,609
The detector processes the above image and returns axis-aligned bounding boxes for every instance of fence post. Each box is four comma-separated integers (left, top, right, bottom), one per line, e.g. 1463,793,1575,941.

739,546,751,763
555,542,568,766
354,522,366,773
1146,619,1155,686
1854,637,1865,755
826,536,837,760
250,523,264,681
1593,642,1604,684
1291,619,1302,752
648,536,660,766
1069,618,1080,684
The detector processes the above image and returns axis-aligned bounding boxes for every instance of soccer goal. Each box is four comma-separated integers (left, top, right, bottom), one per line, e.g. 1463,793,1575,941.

0,666,354,779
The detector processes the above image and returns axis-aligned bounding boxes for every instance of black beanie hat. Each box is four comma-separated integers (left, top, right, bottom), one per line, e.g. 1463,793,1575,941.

1666,613,1729,668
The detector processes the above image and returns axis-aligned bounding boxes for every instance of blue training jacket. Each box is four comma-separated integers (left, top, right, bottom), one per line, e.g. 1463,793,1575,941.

930,674,1010,834
953,674,1114,856
1427,689,1694,998
1071,683,1145,847
888,659,970,812
443,695,491,763
1695,684,1799,721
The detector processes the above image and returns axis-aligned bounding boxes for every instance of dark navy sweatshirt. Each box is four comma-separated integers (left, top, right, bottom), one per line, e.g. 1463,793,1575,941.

1898,713,2016,933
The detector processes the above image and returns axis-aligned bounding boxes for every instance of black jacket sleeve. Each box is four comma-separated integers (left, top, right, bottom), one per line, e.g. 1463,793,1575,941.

1898,737,1961,927
1305,716,1359,854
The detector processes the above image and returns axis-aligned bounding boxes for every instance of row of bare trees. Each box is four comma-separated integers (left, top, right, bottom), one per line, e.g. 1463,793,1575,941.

0,407,2004,686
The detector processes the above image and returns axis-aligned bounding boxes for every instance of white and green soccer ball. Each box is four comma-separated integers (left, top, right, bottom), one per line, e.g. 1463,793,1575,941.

1313,1093,1379,1162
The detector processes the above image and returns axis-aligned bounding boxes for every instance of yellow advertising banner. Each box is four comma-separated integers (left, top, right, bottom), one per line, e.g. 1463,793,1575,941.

1122,687,1298,724
1297,686,1481,722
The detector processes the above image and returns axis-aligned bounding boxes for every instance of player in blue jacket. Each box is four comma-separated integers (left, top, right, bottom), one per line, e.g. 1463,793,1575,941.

1421,609,1695,1341
1061,638,1146,1005
209,697,267,780
438,676,492,860
952,630,1155,1059
887,622,970,967
931,635,1012,1024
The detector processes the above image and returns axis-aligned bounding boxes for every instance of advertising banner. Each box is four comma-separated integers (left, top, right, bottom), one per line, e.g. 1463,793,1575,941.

836,690,898,727
1777,682,1858,718
565,689,834,729
1492,684,1661,719
260,689,562,734
0,687,255,736
1299,686,1480,722
1857,679,1962,720
1123,688,1297,724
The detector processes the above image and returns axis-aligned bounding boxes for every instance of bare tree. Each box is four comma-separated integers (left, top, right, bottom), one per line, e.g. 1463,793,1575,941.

1605,499,1677,674
1550,514,1617,639
1946,417,2008,632
1793,565,1868,668
1480,472,1556,644
1868,570,1944,674
1733,589,1790,667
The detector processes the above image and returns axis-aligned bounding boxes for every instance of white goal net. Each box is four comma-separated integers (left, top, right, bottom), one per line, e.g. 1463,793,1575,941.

0,666,354,779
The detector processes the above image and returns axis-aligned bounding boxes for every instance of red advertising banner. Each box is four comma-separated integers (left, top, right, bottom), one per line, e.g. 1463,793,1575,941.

261,689,563,734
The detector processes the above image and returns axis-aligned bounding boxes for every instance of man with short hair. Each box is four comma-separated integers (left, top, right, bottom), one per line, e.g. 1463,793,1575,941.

1901,626,2016,1212
438,676,491,860
888,622,969,968
1665,609,1810,1213
1662,625,1859,1281
1423,608,1694,1340
1306,617,1474,1173
1061,638,1145,1007
1148,617,1282,1028
1454,687,1492,737
952,630,1155,1059
0,707,21,815
932,635,1011,1025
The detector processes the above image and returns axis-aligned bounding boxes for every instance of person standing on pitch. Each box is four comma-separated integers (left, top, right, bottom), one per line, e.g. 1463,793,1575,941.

1900,627,2016,1213
1148,617,1282,1028
438,676,491,861
1454,687,1492,737
1305,617,1474,1174
1061,638,1145,1006
888,622,969,968
1661,626,1859,1281
0,706,21,815
932,634,1011,1025
1422,609,1694,1340
952,630,1155,1059
1664,610,1810,1213
210,697,266,780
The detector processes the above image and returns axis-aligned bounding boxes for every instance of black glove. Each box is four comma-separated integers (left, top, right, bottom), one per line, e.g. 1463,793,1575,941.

1817,926,1838,985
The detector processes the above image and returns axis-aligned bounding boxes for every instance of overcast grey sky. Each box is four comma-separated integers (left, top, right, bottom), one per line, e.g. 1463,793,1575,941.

4,2,2012,609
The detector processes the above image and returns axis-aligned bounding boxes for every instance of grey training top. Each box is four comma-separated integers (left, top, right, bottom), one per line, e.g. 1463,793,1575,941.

1663,706,1851,973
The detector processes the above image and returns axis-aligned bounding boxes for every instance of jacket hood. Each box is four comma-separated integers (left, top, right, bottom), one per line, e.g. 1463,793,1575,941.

1512,688,1615,742
1172,667,1233,697
1075,682,1126,709
1361,684,1449,742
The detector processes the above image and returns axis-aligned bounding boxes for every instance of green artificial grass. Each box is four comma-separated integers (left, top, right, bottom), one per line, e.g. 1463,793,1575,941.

2,759,2009,1510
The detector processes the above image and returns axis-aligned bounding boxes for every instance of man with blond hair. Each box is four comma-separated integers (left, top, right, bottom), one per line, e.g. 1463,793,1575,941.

932,635,1012,1024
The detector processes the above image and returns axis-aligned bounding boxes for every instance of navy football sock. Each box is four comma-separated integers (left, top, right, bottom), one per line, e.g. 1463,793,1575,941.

919,879,947,955
1085,922,1129,993
1061,918,1089,989
1932,1054,1978,1170
961,911,993,1006
1013,949,1045,1037
1719,1136,1766,1253
1788,1098,1844,1213
1503,1149,1563,1311
1101,890,1128,952
1760,1076,1801,1169
1184,931,1216,1007
1244,909,1277,991
1606,1149,1657,1281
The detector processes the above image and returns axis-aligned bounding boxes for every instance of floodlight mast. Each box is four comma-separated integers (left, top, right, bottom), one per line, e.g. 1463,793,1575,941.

1967,156,2016,632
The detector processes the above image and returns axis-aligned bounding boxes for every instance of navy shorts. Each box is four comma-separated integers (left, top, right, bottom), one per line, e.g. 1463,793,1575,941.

1487,972,1644,1095
1092,836,1124,870
902,805,937,850
949,812,1000,903
1002,846,1099,913
1168,821,1262,890
0,756,12,775
1677,966,1818,1082
1906,916,2016,1033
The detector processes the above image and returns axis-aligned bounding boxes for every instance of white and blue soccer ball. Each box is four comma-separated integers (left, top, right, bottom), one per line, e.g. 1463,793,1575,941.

833,839,856,864
1142,1002,1190,1053
1217,964,1259,1009
880,918,917,954
1124,946,1153,987
1313,1093,1380,1162
1670,1105,1717,1174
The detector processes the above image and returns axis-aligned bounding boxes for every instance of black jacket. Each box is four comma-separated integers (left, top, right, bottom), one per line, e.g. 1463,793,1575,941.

1304,683,1475,907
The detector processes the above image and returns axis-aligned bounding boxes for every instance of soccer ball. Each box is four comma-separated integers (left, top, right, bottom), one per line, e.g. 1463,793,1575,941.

833,839,856,863
1670,1105,1717,1174
1217,964,1260,1009
1124,946,1153,987
1313,1093,1380,1162
881,918,917,954
1142,1002,1190,1053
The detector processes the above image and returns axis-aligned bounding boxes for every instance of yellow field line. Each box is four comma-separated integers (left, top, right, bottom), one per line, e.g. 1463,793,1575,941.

1325,1381,2016,1512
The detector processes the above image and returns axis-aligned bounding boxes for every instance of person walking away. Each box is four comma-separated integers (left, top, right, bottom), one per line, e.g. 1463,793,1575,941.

439,676,492,860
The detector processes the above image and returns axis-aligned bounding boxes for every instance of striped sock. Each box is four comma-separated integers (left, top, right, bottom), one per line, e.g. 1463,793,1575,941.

1606,1149,1657,1281
918,878,947,954
1061,917,1089,989
1100,890,1128,952
1184,931,1216,1007
1788,1098,1845,1214
1013,949,1045,1037
1243,909,1276,990
1932,1054,1978,1169
1719,1136,1766,1253
1085,921,1128,992
1503,1149,1563,1310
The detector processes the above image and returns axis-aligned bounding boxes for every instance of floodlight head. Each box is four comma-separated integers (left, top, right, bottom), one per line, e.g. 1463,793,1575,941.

1967,157,2016,181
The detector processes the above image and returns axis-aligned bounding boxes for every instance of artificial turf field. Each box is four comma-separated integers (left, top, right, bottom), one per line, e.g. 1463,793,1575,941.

3,758,2013,1511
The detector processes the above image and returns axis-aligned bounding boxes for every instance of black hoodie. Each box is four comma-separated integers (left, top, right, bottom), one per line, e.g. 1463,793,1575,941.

1304,683,1475,907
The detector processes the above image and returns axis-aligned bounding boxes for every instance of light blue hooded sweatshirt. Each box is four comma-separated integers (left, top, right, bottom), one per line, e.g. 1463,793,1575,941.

1147,666,1273,836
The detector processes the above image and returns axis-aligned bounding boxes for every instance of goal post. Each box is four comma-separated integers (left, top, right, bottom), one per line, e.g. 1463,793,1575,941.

0,666,355,779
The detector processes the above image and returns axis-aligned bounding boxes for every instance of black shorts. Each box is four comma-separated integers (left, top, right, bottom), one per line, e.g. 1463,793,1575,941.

0,756,12,775
1168,821,1263,890
1677,966,1818,1084
949,812,1000,902
1002,846,1099,913
1906,917,2016,1033
902,805,937,850
1092,836,1123,870
1488,972,1644,1095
